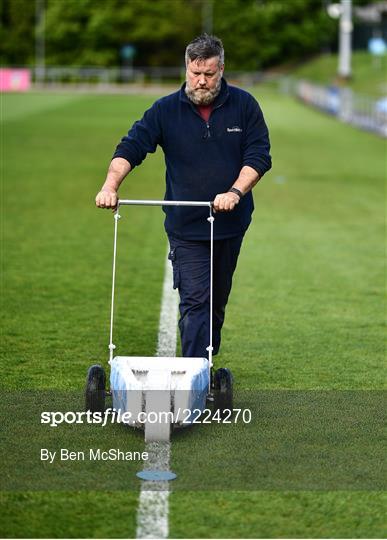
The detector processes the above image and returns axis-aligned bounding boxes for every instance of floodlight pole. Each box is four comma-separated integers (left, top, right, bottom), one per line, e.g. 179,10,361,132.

202,0,213,34
35,0,45,83
338,0,352,79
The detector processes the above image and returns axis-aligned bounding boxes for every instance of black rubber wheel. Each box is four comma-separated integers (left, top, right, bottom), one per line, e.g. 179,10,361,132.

85,364,106,413
213,367,233,418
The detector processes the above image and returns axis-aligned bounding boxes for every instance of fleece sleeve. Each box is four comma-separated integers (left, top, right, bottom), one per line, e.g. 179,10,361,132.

242,96,272,177
112,100,162,169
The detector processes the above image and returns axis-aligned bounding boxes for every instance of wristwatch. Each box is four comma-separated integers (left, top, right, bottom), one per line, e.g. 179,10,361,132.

228,187,243,199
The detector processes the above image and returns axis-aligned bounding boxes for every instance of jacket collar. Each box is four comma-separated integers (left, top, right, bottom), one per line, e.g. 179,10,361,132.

179,77,229,108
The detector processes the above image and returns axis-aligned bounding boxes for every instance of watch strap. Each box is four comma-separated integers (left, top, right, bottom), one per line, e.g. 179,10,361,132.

228,187,243,199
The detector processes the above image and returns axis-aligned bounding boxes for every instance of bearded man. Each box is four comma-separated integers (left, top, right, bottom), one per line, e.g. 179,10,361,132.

95,34,271,361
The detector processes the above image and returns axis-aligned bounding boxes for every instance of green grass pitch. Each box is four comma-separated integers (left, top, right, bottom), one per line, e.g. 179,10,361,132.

1,87,385,538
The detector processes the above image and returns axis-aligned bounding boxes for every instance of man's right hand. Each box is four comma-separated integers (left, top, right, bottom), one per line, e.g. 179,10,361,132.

96,158,131,210
95,188,118,210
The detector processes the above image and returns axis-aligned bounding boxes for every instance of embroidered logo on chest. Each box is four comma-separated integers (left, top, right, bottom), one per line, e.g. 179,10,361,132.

227,126,242,132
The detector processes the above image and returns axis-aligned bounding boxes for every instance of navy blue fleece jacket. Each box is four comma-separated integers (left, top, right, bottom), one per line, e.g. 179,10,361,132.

113,78,271,240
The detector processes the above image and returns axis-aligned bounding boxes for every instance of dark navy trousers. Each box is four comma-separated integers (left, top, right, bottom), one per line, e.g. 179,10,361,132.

168,235,244,359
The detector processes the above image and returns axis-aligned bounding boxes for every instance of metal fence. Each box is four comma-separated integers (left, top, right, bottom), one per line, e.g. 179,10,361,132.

281,77,387,138
13,65,386,137
31,65,268,86
33,65,179,84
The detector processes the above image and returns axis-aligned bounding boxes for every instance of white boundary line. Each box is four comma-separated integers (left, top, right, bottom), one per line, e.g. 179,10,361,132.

136,247,179,539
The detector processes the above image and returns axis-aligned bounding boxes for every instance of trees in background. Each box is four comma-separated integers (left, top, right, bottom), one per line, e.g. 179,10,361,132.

1,0,339,69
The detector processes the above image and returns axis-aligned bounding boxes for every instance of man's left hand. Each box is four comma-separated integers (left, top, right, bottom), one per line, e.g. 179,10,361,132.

213,192,240,212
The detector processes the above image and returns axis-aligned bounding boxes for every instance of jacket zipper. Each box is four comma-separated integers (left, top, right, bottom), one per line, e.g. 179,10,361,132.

205,100,227,139
190,99,227,140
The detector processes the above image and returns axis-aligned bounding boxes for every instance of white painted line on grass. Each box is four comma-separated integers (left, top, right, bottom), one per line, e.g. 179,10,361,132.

155,248,179,359
136,246,179,539
135,442,172,539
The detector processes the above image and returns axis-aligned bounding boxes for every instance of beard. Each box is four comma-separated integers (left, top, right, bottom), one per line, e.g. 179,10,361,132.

185,75,222,106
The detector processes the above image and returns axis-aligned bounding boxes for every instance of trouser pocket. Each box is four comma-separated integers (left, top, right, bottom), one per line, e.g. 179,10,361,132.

168,247,180,289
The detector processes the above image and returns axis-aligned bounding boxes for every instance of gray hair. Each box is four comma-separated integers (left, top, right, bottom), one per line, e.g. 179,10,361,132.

185,33,224,67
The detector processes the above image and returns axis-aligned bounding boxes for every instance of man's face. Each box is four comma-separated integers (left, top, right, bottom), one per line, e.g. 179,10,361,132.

185,56,224,106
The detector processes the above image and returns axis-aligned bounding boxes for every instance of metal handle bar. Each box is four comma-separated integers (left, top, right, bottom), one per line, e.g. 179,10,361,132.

118,199,212,207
